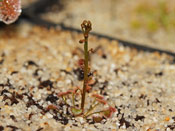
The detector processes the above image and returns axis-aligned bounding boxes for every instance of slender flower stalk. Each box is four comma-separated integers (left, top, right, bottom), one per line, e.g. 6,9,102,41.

80,20,92,111
57,20,116,120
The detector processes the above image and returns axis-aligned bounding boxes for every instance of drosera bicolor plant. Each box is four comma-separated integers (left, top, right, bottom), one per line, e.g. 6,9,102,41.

48,20,116,122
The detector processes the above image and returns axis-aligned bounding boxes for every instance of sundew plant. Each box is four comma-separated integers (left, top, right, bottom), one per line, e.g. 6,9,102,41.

50,20,116,122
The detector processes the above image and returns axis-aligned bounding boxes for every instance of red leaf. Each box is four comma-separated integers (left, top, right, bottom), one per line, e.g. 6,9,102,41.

109,106,116,112
92,94,104,99
96,98,107,105
86,85,92,92
87,79,95,85
57,91,71,97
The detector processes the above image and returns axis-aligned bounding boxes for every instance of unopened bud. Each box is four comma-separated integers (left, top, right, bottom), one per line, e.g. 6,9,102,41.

89,48,94,53
78,59,84,66
79,39,85,44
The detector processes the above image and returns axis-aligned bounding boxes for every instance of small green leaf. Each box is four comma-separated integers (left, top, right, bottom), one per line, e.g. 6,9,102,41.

71,107,83,116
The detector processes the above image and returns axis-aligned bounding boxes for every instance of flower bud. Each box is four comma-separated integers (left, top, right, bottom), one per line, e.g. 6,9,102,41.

79,39,85,44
